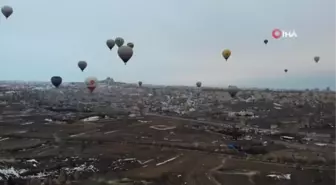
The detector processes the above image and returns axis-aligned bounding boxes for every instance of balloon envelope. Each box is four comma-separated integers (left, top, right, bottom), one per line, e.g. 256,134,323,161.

222,49,231,61
51,76,62,88
85,76,98,93
264,39,268,44
138,81,142,87
127,42,134,48
78,61,87,71
106,39,115,50
284,69,288,73
196,82,202,88
115,37,124,47
118,46,133,64
314,56,320,63
1,6,13,18
228,85,239,98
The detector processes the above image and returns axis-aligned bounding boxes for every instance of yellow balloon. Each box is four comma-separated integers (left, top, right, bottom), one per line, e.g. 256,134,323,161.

222,49,231,61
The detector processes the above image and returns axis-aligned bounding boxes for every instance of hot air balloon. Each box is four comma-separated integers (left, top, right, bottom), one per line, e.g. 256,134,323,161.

314,56,320,63
228,85,239,98
118,46,133,65
1,6,13,19
127,42,134,48
51,76,62,88
284,69,288,73
264,39,268,44
115,37,124,47
222,49,231,61
78,61,87,71
138,81,142,87
85,76,98,93
196,81,202,88
106,39,115,50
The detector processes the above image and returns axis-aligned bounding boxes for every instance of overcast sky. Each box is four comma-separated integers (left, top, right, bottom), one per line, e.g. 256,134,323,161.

0,0,335,89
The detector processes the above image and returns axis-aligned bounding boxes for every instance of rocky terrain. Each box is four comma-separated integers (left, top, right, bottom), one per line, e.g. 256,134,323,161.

0,81,334,185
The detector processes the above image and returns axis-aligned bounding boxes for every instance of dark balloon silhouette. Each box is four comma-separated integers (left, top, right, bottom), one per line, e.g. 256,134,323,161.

106,39,115,50
127,42,134,48
314,56,320,63
115,37,124,47
77,61,87,71
264,39,268,44
51,76,62,88
196,81,202,88
118,46,133,64
284,69,288,73
138,81,142,87
1,5,13,19
228,85,239,98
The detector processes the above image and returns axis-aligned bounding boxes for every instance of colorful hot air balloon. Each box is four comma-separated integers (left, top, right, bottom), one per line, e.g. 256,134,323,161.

51,76,62,88
115,37,124,47
85,76,98,93
106,39,115,50
78,61,87,71
138,81,142,87
1,6,13,19
196,81,202,88
222,49,231,61
127,42,134,48
314,56,320,63
264,39,268,44
118,46,133,65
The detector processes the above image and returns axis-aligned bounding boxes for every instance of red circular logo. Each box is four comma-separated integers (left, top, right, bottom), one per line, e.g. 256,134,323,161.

272,29,282,39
